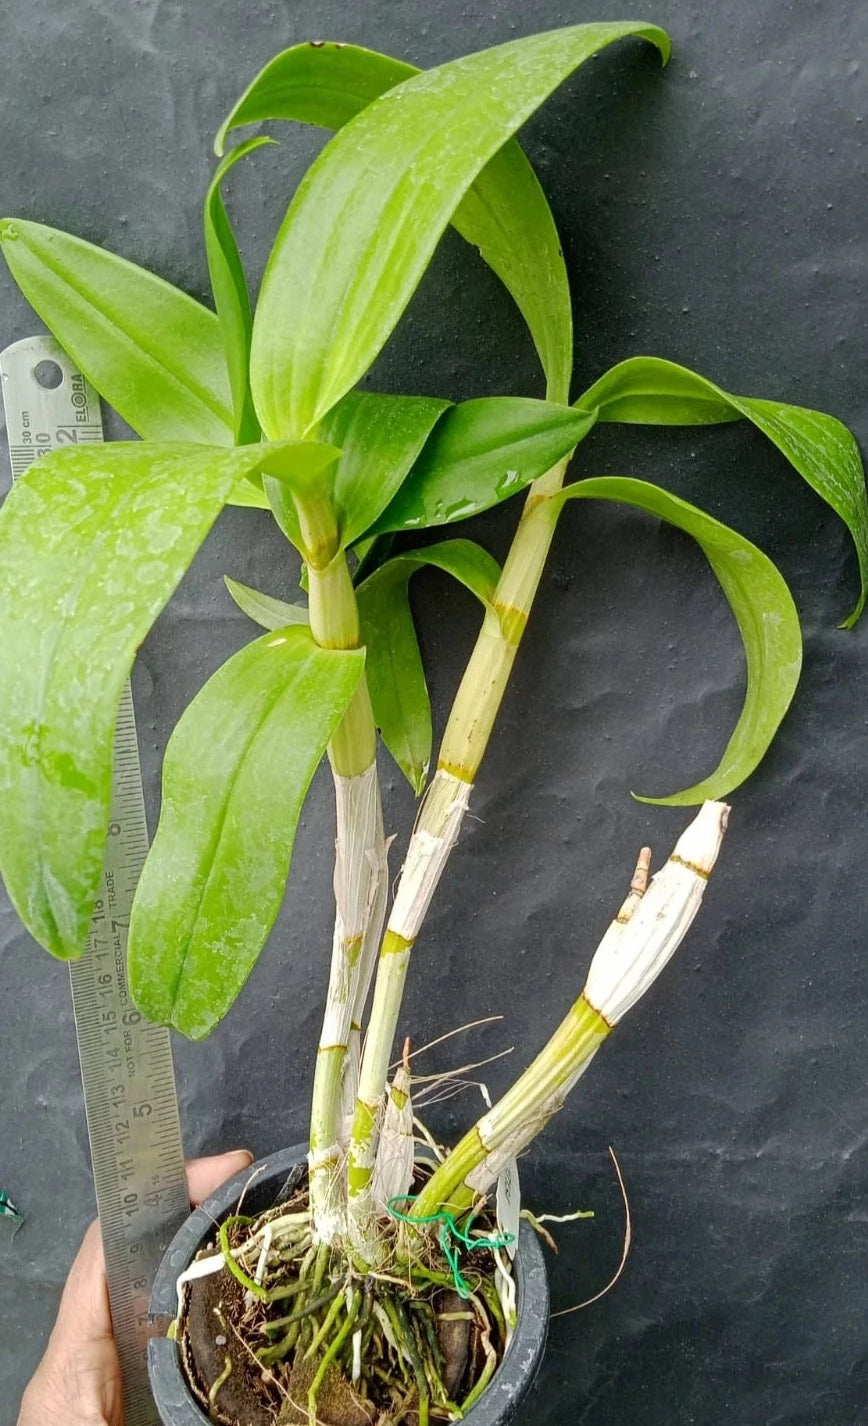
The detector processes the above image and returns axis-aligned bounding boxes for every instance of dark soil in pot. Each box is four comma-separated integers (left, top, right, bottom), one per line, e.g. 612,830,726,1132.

149,1146,548,1426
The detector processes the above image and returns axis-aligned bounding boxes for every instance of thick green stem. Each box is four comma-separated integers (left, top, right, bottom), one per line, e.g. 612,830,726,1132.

412,799,730,1219
302,508,387,1241
412,994,610,1219
346,459,570,1257
439,462,565,781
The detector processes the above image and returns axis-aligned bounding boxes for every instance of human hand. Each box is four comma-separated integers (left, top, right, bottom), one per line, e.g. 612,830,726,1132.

17,1150,254,1426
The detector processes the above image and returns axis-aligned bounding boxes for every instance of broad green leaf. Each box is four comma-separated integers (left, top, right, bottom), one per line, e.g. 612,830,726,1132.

357,540,502,791
128,628,365,1039
224,575,309,629
577,356,741,426
216,42,418,147
217,42,572,400
0,218,233,444
261,390,448,553
233,433,342,515
205,137,275,444
543,477,802,803
0,438,336,960
320,390,450,547
250,23,669,438
225,477,271,510
369,398,597,536
577,356,868,626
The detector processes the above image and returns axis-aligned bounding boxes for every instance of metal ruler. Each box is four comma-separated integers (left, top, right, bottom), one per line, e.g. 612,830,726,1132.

1,335,188,1426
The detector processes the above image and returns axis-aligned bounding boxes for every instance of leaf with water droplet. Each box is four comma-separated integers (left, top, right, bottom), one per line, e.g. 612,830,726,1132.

368,397,596,536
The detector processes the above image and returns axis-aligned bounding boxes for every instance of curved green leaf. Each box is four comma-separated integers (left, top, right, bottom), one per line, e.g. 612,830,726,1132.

205,137,275,445
369,398,596,536
128,628,365,1039
0,218,233,444
261,390,449,553
216,42,418,149
0,438,335,960
544,477,802,804
250,23,669,438
224,576,309,629
321,390,450,546
357,540,501,791
217,41,572,400
224,477,271,510
577,356,868,626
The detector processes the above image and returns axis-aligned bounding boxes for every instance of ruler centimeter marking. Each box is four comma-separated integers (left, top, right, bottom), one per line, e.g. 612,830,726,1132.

0,335,188,1426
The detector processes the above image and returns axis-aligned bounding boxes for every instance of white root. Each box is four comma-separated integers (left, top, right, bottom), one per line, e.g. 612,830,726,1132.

245,1222,274,1308
493,1246,517,1338
174,1252,228,1316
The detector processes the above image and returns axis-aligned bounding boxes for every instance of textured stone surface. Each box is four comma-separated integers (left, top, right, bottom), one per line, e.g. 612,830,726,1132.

1,3,866,1424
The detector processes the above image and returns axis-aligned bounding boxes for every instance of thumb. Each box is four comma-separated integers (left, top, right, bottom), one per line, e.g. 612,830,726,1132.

186,1150,254,1205
43,1152,255,1351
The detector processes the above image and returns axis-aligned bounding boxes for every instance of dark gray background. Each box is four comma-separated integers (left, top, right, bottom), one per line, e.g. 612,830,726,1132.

1,2,866,1423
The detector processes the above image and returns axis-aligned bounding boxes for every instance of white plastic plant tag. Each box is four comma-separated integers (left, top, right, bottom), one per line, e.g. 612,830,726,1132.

496,1158,521,1260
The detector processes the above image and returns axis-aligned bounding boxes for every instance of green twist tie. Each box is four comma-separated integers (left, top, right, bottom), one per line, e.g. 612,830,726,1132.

0,1190,22,1222
387,1194,515,1301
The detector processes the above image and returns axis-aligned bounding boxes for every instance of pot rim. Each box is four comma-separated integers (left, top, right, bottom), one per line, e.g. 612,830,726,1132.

148,1144,548,1426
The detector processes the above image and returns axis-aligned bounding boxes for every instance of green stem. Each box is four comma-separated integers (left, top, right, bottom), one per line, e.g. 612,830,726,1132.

346,459,570,1253
302,520,385,1239
412,994,610,1219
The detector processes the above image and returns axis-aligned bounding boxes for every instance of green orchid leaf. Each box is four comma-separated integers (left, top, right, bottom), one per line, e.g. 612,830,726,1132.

261,391,447,553
224,576,309,629
544,477,802,804
577,356,868,626
205,137,275,445
128,627,365,1039
0,217,233,445
369,398,596,536
250,23,669,438
577,356,741,425
357,539,502,791
0,438,333,960
233,437,340,517
320,390,450,547
216,42,417,149
224,478,271,510
217,41,572,400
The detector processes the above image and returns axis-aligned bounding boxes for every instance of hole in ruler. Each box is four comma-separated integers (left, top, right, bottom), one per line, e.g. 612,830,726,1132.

33,360,63,390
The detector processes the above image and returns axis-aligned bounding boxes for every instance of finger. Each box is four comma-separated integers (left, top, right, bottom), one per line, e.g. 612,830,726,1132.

53,1220,112,1342
186,1149,254,1205
48,1151,254,1346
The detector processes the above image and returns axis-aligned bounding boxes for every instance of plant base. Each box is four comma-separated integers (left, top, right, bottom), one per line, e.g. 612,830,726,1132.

149,1147,548,1426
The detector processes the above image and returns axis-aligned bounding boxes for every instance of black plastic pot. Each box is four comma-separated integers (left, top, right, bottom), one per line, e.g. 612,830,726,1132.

149,1144,549,1425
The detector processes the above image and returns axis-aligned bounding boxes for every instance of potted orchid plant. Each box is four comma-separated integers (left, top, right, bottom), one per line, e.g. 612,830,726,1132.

1,20,865,1426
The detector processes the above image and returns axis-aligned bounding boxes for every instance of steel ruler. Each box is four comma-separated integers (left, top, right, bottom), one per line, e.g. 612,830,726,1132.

1,334,188,1426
